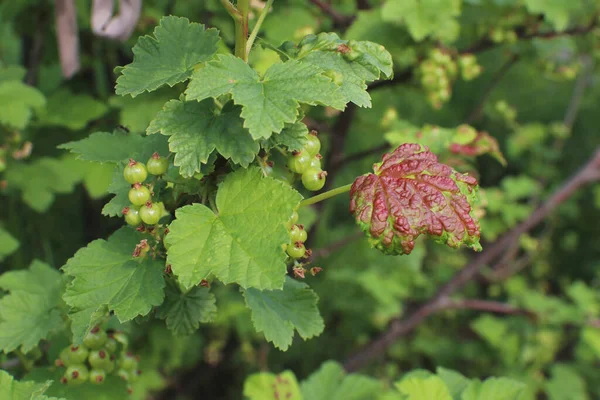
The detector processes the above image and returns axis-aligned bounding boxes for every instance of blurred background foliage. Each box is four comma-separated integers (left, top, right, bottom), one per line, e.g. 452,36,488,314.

1,0,600,398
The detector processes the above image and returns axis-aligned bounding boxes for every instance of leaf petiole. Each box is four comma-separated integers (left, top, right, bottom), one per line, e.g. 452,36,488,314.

246,0,274,56
299,183,352,208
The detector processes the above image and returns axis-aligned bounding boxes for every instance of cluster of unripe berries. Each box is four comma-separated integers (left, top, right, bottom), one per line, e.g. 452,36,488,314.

122,153,168,227
284,210,309,259
286,131,327,192
419,49,482,109
56,326,140,393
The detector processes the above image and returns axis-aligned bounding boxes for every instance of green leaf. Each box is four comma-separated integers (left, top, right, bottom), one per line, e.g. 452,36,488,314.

58,131,169,164
108,88,177,133
267,121,309,152
0,260,65,353
461,378,525,400
0,370,59,400
186,54,346,139
545,364,588,400
24,368,126,400
36,89,108,130
147,99,259,177
101,165,131,217
62,227,166,343
300,361,382,400
115,16,220,97
0,81,45,129
395,375,453,400
0,66,26,83
4,157,83,212
0,228,19,262
290,33,393,107
244,371,302,400
437,368,471,399
381,0,461,41
165,168,302,290
523,0,577,31
155,280,217,336
243,277,324,351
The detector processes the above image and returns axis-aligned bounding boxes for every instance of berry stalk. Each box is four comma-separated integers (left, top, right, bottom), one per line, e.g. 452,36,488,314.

298,183,353,208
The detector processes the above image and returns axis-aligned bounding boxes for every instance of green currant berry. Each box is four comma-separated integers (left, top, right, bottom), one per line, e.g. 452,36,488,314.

286,242,306,259
120,352,138,371
128,369,141,383
88,349,110,369
304,133,321,156
83,326,107,350
89,369,106,384
146,152,169,175
286,210,299,229
123,206,142,226
104,338,118,353
123,160,147,184
287,151,311,174
289,224,308,243
118,368,131,381
139,202,161,225
58,347,72,367
128,183,151,206
309,154,322,170
65,364,89,385
302,168,327,191
111,332,129,348
68,345,89,364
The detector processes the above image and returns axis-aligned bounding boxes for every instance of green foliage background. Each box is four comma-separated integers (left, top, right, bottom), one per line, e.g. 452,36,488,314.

1,0,600,399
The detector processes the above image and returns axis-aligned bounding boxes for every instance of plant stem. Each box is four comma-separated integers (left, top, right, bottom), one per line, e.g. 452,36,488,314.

299,183,352,208
234,0,250,61
15,349,33,371
246,0,274,56
219,0,240,20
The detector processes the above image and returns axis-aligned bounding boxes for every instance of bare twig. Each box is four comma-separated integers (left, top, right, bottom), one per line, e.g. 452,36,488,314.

563,55,594,130
344,146,600,372
323,104,357,187
331,143,389,170
367,69,414,91
465,54,519,123
439,299,535,318
308,0,353,27
311,232,363,260
0,358,21,369
368,19,597,94
462,17,598,55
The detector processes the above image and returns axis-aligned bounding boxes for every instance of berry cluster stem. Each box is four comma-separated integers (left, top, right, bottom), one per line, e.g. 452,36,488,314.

299,183,353,208
234,0,250,61
246,0,274,55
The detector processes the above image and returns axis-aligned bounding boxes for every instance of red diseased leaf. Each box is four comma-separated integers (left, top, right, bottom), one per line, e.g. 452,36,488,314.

350,143,482,255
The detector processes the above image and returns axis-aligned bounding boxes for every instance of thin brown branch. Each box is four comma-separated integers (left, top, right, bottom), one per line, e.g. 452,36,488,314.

310,232,363,260
331,143,389,170
368,18,597,94
344,146,600,372
308,0,353,27
439,299,535,318
367,69,413,91
462,17,598,55
0,358,21,369
323,104,357,186
564,55,594,130
465,54,519,123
